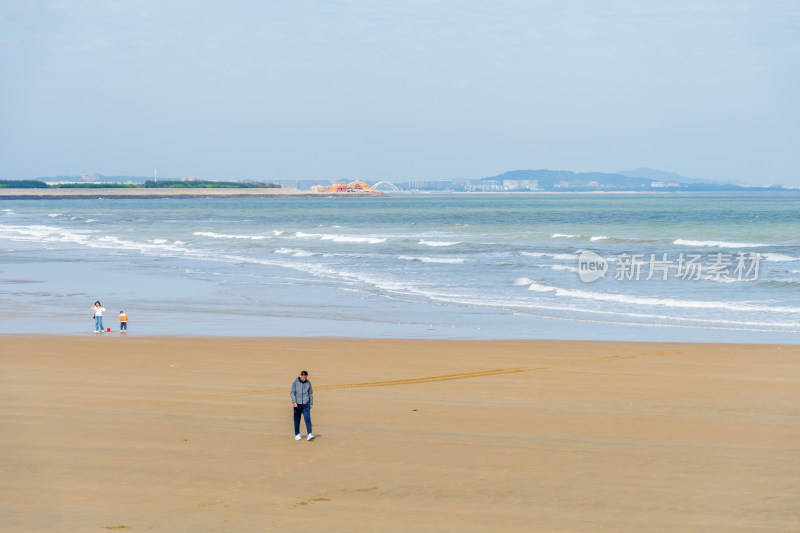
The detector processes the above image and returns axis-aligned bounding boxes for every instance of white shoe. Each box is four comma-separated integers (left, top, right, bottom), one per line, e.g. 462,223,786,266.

307,434,315,441
295,434,302,440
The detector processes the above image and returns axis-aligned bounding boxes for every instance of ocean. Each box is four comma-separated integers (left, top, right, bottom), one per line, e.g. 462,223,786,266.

1,192,799,343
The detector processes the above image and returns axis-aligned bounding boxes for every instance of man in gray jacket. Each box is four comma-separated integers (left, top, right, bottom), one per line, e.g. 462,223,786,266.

290,371,314,441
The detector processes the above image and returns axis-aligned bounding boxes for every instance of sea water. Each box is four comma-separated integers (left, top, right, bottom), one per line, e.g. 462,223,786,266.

1,192,798,343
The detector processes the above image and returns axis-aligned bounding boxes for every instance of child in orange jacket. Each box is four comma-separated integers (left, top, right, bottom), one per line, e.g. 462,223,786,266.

119,311,128,334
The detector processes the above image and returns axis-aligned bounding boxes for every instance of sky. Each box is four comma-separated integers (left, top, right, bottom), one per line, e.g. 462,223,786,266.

1,1,798,185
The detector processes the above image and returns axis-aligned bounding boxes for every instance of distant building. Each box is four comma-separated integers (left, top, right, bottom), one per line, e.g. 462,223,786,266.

450,179,474,191
502,179,538,190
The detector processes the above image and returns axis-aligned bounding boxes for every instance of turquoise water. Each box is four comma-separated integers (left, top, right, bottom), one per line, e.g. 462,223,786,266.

1,192,799,343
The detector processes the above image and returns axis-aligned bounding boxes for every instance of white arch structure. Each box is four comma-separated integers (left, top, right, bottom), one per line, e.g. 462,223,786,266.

371,181,401,192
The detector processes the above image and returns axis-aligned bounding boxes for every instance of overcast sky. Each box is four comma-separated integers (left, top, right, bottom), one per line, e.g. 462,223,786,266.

1,1,798,185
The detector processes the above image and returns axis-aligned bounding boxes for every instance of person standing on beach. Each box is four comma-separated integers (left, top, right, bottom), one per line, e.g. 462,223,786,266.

92,301,106,333
290,371,314,441
119,311,128,334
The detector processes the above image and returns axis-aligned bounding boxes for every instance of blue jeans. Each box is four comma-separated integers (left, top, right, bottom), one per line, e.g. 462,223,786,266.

120,322,127,331
95,315,104,331
293,404,312,435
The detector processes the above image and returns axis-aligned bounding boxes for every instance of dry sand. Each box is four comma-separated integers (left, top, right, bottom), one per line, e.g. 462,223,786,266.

1,336,798,532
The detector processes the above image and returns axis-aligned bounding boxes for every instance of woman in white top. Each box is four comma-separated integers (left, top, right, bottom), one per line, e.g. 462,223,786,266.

92,301,106,333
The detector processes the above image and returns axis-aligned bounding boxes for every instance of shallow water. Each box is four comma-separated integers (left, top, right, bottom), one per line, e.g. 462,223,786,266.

1,192,798,342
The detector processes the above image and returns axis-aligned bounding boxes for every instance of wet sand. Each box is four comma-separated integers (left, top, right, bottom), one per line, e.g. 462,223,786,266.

1,336,798,532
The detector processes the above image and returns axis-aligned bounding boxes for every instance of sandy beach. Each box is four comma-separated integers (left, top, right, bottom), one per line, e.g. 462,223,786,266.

1,336,797,532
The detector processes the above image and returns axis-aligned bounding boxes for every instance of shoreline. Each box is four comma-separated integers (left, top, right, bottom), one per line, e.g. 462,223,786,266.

0,187,386,199
1,332,791,345
5,331,800,346
3,336,797,531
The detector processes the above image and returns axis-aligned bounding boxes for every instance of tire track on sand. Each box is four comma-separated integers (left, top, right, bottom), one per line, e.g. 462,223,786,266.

187,351,656,401
190,366,533,400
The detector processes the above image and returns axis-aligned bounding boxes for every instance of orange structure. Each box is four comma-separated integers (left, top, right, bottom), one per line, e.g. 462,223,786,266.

347,180,371,191
326,182,348,192
324,181,372,193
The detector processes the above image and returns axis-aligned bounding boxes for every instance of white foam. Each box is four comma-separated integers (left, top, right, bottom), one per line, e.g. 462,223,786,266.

590,235,609,241
763,253,800,262
549,264,578,272
398,255,468,264
85,219,98,223
527,282,557,293
674,239,768,248
295,231,386,244
551,233,578,239
521,251,579,261
274,247,317,257
0,224,192,256
199,252,418,296
419,239,460,247
0,224,95,245
194,231,267,240
149,239,167,244
89,235,190,254
548,285,800,314
47,213,61,217
321,234,387,244
527,263,579,273
512,274,800,314
409,286,800,330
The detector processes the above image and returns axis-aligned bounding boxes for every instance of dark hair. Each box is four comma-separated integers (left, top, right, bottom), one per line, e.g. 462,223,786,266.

95,301,101,306
300,371,308,376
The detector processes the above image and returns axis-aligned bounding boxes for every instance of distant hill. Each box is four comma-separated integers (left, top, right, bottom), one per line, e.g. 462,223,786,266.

477,169,768,191
482,169,654,189
616,167,708,184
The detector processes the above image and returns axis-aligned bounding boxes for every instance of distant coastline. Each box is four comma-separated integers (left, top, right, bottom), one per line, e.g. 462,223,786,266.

0,188,386,199
3,166,797,194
